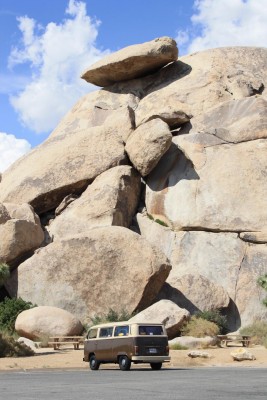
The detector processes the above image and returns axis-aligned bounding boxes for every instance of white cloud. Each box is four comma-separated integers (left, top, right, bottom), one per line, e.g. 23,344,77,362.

176,0,267,55
8,0,110,133
0,132,31,172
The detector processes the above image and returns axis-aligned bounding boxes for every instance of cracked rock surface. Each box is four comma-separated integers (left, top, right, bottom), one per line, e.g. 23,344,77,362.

1,40,267,331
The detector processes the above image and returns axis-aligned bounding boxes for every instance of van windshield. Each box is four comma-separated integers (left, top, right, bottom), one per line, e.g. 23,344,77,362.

139,326,164,335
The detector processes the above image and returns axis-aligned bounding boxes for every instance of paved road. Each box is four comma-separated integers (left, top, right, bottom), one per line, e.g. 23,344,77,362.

0,367,266,400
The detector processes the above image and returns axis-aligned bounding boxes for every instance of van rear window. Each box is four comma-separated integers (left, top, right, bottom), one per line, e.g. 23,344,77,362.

139,326,164,335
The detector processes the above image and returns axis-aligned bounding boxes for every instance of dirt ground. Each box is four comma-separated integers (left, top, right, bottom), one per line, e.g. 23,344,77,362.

1,344,267,371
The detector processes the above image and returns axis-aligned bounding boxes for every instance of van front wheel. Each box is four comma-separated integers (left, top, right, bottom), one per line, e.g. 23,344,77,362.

119,355,131,371
89,355,100,370
150,362,162,370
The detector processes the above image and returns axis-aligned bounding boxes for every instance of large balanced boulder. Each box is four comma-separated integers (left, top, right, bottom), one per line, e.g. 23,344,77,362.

15,306,83,340
81,36,178,87
129,299,190,339
7,226,171,321
48,166,141,240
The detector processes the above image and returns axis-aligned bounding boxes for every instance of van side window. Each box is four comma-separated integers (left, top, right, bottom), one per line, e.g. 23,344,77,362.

139,326,163,335
88,328,97,339
99,327,113,338
114,325,129,336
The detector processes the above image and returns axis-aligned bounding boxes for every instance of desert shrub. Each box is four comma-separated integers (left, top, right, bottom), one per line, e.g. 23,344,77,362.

240,321,267,346
195,309,228,334
169,343,188,350
257,274,267,307
0,263,10,286
0,332,34,357
181,316,219,338
90,308,135,326
154,219,168,227
146,214,168,227
0,297,36,335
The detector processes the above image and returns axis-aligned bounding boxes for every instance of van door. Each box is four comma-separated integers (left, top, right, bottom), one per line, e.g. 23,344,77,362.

96,326,114,361
112,325,133,360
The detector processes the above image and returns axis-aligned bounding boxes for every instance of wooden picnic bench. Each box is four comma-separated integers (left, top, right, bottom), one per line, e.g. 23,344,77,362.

217,334,251,348
48,336,85,350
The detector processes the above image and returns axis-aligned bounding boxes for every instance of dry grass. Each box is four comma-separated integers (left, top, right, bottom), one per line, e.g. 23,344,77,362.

181,317,219,338
0,332,34,357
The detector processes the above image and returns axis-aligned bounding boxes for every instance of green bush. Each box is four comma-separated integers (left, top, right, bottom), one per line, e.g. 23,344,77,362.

195,309,228,334
0,332,34,357
169,343,188,350
0,263,10,286
90,308,135,326
258,274,267,307
146,214,169,227
240,321,267,347
154,219,168,227
0,297,36,335
181,316,219,338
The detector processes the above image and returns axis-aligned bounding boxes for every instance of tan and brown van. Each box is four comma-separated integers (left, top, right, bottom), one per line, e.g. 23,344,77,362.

83,321,170,371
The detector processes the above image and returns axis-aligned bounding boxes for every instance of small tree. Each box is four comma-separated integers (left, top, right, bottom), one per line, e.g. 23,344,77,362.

0,263,10,287
0,297,36,334
258,274,267,307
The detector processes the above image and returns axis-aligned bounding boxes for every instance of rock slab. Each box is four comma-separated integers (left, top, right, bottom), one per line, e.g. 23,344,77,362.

81,37,178,87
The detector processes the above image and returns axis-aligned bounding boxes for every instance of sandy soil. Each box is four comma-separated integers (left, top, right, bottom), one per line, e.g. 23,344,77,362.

1,344,267,372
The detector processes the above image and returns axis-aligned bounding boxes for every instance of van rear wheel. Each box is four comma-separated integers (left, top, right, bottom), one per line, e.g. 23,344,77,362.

119,355,131,371
89,355,100,370
150,362,162,370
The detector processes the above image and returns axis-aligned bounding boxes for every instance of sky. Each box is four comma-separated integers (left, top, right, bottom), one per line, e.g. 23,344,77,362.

0,0,267,172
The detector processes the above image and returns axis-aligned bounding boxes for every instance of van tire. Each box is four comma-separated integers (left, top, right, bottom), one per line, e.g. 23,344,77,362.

150,362,162,370
89,355,100,370
119,355,131,371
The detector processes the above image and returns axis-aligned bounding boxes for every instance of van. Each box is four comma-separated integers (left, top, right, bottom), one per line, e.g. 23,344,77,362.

83,321,170,371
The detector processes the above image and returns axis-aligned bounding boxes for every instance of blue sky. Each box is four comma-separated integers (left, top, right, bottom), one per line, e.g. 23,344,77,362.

0,0,267,171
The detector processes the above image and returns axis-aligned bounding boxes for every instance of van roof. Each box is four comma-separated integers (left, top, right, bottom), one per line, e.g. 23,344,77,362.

88,321,164,329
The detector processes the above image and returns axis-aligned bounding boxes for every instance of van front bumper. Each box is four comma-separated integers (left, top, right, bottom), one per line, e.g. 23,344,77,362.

131,356,170,363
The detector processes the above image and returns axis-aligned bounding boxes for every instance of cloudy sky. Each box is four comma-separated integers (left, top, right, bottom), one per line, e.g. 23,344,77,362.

0,0,267,172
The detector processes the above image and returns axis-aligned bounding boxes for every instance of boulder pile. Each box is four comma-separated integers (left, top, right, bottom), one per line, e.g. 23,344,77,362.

1,37,267,333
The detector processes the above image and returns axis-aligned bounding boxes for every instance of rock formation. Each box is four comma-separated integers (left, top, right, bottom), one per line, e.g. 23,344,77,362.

15,306,83,340
1,37,267,332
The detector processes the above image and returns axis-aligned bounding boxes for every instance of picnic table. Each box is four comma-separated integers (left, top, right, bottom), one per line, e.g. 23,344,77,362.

48,336,85,350
217,334,251,348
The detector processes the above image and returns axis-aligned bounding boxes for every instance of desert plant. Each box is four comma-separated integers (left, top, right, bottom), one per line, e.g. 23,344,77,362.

0,263,10,287
0,297,36,335
90,308,135,326
181,316,219,338
154,218,168,227
169,343,188,350
258,274,267,307
195,309,228,334
240,321,267,347
0,332,34,357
